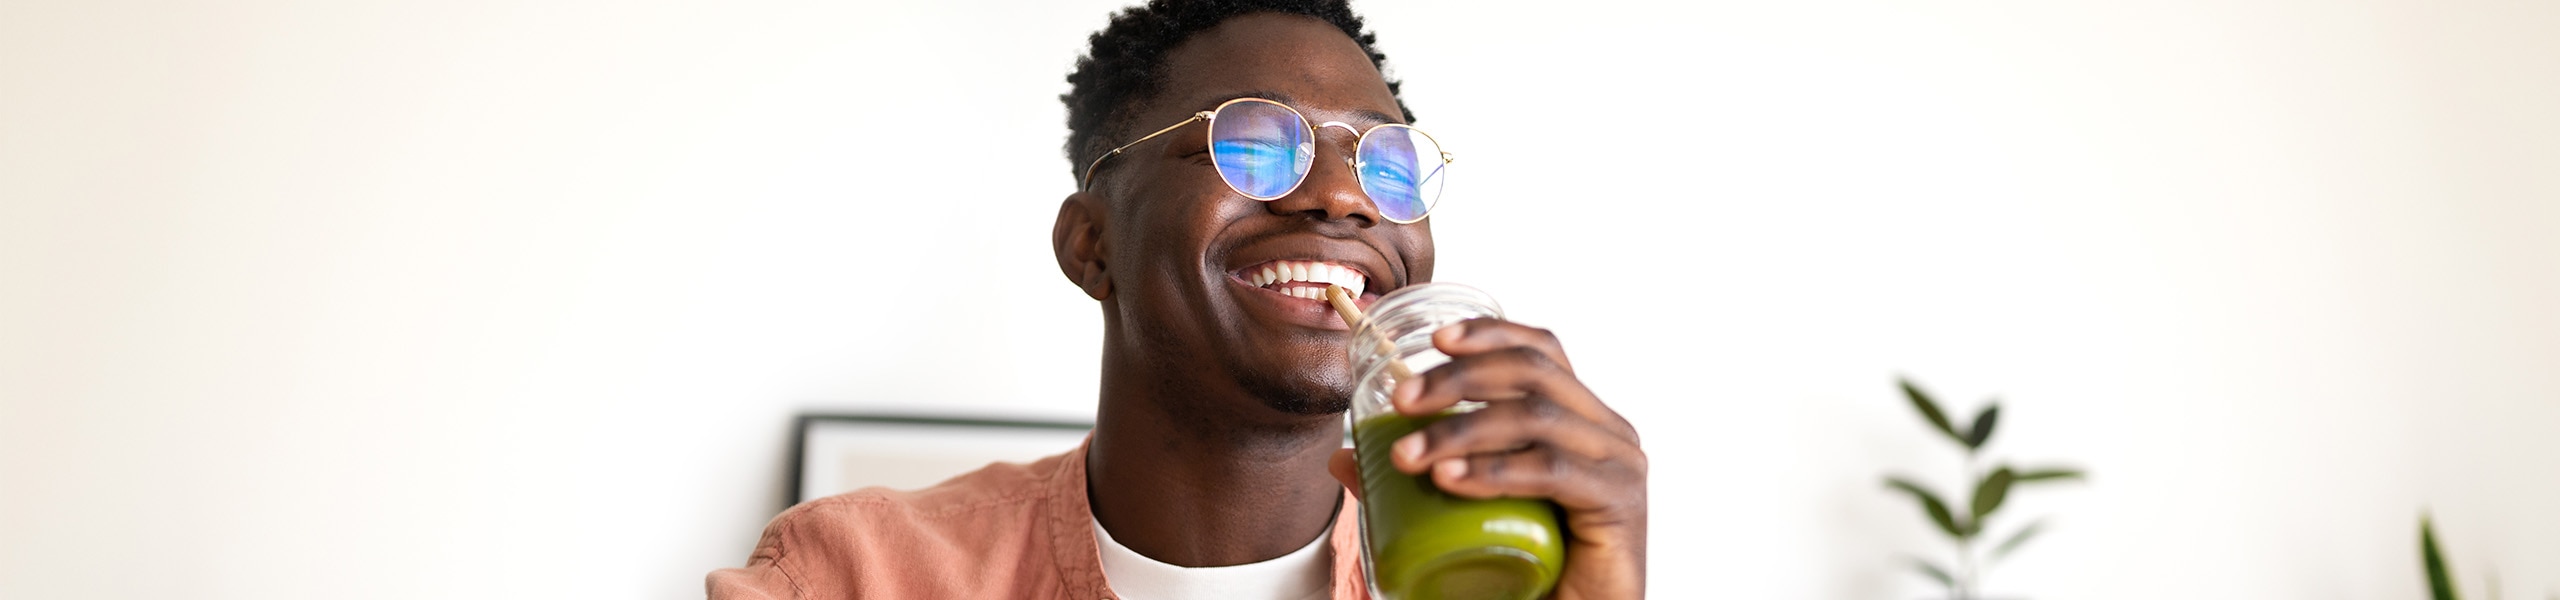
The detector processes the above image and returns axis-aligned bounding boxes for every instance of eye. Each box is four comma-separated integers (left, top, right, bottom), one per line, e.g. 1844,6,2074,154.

1363,156,1418,186
1214,139,1296,168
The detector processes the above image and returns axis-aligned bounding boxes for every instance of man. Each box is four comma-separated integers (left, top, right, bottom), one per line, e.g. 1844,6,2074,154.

707,1,1646,598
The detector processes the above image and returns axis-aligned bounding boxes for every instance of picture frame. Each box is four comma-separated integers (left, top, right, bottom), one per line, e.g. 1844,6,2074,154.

788,413,1094,510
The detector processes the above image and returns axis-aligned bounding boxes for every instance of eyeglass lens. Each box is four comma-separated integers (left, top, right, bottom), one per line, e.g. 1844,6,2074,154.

1206,100,1444,222
1208,101,1315,199
1355,125,1443,223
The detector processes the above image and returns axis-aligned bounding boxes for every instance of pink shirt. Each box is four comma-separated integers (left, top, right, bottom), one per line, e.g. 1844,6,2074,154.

706,438,1371,599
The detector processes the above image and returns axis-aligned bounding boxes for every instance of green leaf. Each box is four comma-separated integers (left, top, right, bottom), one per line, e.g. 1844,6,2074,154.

2011,467,2085,484
1911,557,1957,592
1965,404,2000,449
1971,467,2016,526
1899,377,1967,446
1888,477,1967,539
2423,513,2460,600
1990,519,2047,562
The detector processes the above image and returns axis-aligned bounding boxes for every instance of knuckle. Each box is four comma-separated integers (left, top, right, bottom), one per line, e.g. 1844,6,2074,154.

1428,412,1474,440
1423,362,1456,386
1540,449,1574,481
1525,397,1566,424
1506,347,1556,370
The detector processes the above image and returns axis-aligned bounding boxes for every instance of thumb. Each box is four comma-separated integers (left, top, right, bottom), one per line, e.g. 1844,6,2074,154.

1326,448,1363,502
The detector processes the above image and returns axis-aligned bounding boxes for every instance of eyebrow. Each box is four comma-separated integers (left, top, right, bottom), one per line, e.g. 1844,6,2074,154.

1204,90,1403,126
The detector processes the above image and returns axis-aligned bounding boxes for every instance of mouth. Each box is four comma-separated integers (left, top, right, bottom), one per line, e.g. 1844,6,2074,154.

1218,229,1402,331
1227,258,1387,330
1239,259,1369,301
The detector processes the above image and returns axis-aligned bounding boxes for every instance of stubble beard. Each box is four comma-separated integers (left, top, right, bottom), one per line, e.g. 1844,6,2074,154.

1233,360,1352,416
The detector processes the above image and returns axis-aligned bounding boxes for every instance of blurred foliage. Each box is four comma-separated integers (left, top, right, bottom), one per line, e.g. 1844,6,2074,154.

2422,513,2556,600
2425,514,2460,600
1886,377,2084,600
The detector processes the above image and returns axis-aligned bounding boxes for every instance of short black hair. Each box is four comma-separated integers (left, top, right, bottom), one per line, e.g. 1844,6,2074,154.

1061,0,1411,181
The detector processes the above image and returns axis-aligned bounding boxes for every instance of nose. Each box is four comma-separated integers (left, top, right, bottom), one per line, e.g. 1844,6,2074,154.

1264,128,1381,227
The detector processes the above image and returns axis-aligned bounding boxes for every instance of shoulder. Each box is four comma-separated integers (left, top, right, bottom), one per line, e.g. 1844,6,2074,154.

771,450,1072,548
709,449,1086,599
809,452,1071,519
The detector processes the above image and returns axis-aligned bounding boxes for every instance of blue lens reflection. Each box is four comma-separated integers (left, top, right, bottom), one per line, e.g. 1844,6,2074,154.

1209,102,1311,199
1358,127,1442,222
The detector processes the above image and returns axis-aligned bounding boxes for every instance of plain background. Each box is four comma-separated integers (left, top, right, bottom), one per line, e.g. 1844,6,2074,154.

4,0,2557,598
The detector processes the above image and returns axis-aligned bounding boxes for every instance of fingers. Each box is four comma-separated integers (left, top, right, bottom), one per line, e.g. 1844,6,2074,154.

1389,397,1629,473
1393,346,1551,411
1387,397,1645,515
1433,318,1571,372
1392,345,1634,440
1426,444,1647,516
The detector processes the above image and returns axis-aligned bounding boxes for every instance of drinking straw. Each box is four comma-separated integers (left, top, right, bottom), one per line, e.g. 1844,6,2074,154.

1327,285,1414,381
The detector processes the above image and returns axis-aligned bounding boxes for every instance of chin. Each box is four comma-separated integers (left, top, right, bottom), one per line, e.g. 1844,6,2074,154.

1239,370,1354,416
1263,394,1350,416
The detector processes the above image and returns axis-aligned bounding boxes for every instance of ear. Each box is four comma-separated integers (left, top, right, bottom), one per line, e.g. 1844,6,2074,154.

1051,194,1111,301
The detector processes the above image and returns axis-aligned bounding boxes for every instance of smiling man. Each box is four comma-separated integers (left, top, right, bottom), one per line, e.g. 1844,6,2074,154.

706,1,1645,598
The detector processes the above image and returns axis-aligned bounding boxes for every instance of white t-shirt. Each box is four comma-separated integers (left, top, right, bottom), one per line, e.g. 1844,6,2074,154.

1093,517,1333,600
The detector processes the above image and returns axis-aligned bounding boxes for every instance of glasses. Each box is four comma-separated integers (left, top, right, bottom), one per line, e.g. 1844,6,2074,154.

1079,97,1451,224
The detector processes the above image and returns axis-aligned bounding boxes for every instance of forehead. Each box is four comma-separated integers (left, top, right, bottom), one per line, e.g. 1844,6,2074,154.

1151,12,1403,127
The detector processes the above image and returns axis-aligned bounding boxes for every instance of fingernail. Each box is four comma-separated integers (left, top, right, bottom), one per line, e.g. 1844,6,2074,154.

1437,458,1468,479
1392,378,1420,407
1394,434,1425,463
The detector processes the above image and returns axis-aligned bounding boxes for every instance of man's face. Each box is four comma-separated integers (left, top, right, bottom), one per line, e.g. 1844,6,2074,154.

1090,12,1435,416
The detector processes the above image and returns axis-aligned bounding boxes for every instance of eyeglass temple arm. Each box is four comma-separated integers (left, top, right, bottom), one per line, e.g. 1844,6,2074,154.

1078,111,1214,191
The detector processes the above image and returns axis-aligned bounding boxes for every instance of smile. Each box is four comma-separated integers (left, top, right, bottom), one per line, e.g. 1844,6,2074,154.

1240,259,1368,300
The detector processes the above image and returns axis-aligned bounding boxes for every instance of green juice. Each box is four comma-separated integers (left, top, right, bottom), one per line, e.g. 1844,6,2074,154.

1354,412,1564,600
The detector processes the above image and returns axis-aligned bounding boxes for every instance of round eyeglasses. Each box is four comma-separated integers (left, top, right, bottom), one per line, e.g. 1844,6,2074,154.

1079,97,1451,224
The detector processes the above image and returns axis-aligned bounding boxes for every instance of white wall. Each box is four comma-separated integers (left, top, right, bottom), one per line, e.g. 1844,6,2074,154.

4,0,2555,598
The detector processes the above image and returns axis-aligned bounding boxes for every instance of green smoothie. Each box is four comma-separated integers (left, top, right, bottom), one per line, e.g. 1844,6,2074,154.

1354,412,1564,600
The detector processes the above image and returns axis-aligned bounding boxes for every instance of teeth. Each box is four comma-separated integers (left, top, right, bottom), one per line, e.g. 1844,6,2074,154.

1248,260,1370,298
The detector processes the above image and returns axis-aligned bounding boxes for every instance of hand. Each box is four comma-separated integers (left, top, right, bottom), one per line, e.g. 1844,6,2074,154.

1327,318,1647,599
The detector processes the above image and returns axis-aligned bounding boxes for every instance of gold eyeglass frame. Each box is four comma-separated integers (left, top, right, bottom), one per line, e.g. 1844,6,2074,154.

1077,97,1453,224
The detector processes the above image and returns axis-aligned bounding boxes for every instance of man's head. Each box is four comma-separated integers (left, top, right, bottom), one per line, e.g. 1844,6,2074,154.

1053,0,1436,420
1061,0,1413,181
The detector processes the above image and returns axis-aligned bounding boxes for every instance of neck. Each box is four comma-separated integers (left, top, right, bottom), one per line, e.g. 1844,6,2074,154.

1085,334,1347,567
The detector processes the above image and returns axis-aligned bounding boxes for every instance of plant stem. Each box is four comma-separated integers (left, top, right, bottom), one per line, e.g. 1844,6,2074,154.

1957,535,1975,599
1960,450,1980,599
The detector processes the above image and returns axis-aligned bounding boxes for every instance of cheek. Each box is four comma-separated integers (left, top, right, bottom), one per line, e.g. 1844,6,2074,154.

1401,226,1436,281
1110,190,1242,283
